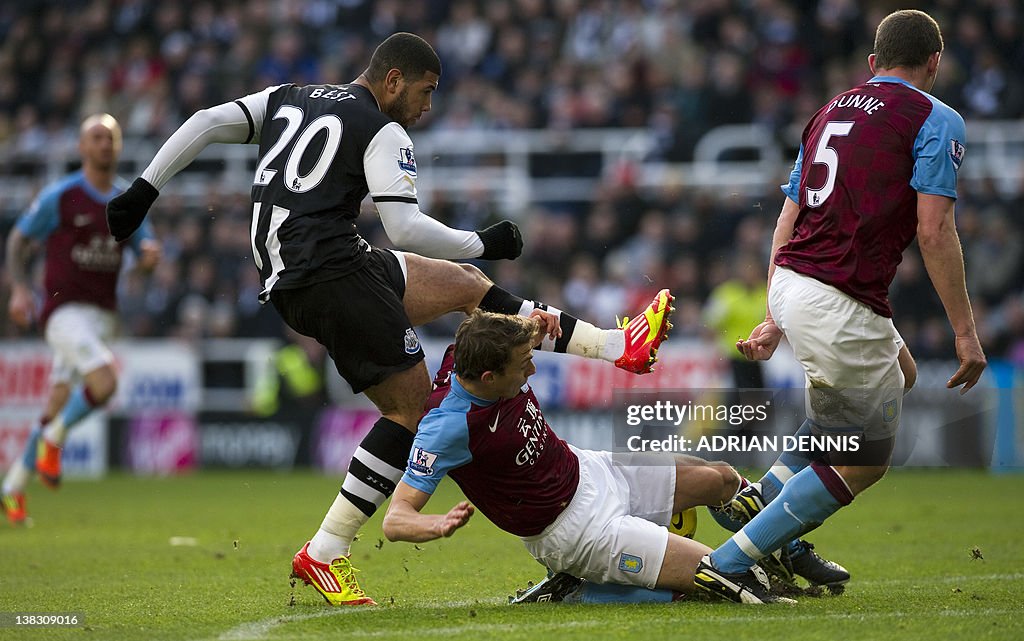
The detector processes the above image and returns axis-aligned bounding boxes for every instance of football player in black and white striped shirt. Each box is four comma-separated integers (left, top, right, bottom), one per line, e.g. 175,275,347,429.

108,32,674,606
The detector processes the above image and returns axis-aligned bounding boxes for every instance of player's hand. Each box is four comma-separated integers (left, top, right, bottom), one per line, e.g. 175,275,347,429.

106,177,159,242
529,308,563,342
7,284,35,329
436,501,474,538
476,220,523,260
736,319,783,361
947,334,986,395
137,239,162,272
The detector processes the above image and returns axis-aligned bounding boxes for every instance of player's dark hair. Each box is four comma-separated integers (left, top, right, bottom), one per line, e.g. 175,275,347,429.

873,9,943,70
454,311,538,381
364,32,441,83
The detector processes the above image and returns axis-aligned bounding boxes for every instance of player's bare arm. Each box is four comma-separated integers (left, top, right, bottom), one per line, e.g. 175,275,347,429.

382,481,474,543
5,228,36,328
916,192,987,393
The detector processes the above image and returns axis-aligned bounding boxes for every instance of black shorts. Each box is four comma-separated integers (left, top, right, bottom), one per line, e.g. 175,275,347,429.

270,248,424,393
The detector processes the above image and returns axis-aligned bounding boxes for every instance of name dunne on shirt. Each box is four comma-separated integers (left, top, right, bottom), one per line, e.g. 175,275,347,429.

826,93,885,115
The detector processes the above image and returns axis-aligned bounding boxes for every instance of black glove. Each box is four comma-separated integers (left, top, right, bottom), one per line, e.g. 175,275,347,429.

476,220,523,260
106,177,160,242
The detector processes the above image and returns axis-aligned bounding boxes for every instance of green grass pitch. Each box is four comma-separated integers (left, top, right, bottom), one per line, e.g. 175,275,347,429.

1,469,1022,641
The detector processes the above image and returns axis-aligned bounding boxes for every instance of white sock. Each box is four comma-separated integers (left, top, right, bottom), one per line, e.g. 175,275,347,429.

562,320,624,363
596,328,625,362
307,493,368,562
2,458,31,495
516,300,625,363
3,425,42,495
43,417,67,446
515,299,535,318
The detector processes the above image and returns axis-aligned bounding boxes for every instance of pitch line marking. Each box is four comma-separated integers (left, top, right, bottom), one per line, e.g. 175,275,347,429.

212,573,1024,641
213,599,487,641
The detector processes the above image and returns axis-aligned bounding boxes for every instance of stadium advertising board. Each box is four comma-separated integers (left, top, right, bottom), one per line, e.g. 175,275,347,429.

313,408,377,474
0,340,201,476
111,340,201,413
0,343,107,477
198,415,303,469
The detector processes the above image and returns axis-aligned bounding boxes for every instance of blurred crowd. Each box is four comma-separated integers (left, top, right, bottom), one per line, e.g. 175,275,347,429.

2,0,1023,153
1,0,1022,364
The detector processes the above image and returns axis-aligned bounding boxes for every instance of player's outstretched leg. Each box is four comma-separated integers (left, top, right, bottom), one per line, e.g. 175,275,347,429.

403,256,675,374
510,574,684,605
477,284,674,374
657,519,794,604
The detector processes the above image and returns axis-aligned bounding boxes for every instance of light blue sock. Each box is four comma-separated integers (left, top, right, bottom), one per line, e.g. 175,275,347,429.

59,385,96,427
760,420,816,555
759,419,816,501
20,427,42,469
710,463,853,574
573,582,675,604
709,474,803,557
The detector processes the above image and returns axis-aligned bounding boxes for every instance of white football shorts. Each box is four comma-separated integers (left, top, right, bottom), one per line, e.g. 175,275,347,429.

769,267,905,440
521,446,675,589
44,303,117,384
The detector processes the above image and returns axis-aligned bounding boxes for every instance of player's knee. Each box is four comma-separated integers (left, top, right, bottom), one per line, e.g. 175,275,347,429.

459,263,492,290
864,465,888,487
711,462,741,505
453,263,493,313
457,262,488,281
93,383,116,405
376,407,424,434
86,368,118,404
681,461,739,507
837,464,887,495
367,369,432,431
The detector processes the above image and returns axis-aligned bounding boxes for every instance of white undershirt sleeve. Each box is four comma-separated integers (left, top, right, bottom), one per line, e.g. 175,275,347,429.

141,86,281,190
365,123,484,259
375,200,485,259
